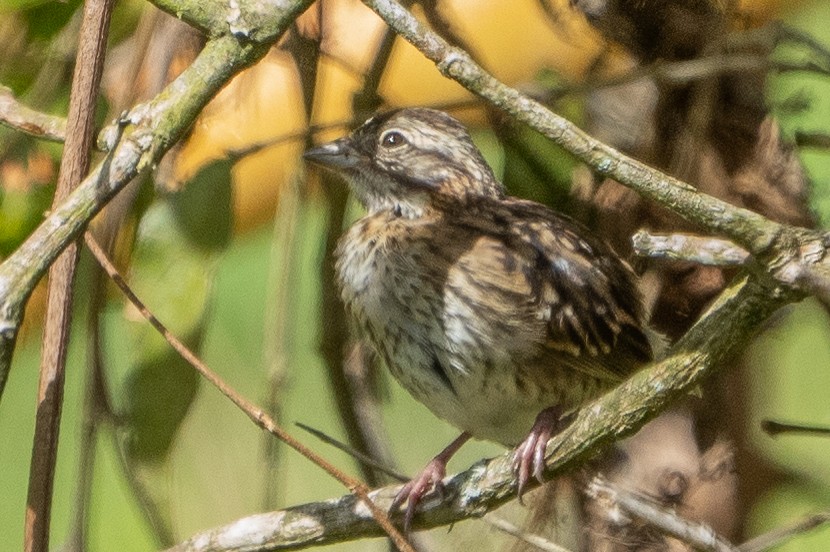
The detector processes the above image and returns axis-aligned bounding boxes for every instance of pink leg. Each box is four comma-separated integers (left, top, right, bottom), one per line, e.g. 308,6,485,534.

392,431,471,531
512,407,562,502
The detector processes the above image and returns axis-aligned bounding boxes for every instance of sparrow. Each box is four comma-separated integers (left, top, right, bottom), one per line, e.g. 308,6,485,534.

304,107,652,529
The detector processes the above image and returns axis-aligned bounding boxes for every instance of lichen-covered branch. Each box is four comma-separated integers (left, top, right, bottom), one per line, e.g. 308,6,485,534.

0,0,315,399
168,274,798,551
150,0,308,42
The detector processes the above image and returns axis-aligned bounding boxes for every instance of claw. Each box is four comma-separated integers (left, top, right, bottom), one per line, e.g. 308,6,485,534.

512,407,562,502
392,458,446,532
391,432,471,532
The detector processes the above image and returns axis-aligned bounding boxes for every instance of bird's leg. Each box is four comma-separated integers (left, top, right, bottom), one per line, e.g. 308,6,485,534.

512,406,564,502
391,431,471,531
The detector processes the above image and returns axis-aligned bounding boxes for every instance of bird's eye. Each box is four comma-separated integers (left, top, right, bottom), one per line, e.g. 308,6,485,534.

380,130,406,148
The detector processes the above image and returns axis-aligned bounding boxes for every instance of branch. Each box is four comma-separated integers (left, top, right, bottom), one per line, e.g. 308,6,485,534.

151,0,308,42
483,514,575,552
0,85,67,142
739,511,830,552
587,477,739,552
588,478,830,552
360,0,830,302
0,0,316,401
632,231,750,266
169,272,798,550
2,0,304,146
25,1,113,550
296,422,409,482
761,419,830,437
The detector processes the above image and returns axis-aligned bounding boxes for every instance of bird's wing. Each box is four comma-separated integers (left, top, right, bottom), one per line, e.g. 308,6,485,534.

449,199,652,380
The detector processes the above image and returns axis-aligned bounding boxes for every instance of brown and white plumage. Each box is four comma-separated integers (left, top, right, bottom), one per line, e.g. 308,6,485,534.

305,107,651,525
335,191,650,444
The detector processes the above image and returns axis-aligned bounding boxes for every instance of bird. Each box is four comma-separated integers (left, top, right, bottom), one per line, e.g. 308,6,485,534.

303,107,652,529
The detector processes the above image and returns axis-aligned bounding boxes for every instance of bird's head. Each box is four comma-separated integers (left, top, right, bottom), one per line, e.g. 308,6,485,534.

304,108,504,218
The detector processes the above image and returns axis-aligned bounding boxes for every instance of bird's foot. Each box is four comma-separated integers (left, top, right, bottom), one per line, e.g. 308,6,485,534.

391,457,447,532
391,432,471,532
512,407,564,503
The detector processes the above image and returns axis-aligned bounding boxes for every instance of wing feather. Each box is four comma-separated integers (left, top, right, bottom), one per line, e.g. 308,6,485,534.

446,198,652,380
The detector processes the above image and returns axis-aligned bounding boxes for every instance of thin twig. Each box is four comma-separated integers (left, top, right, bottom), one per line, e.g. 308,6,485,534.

0,85,67,142
111,427,176,546
296,422,409,482
25,2,114,550
778,24,830,72
315,10,405,491
535,47,830,103
761,419,830,437
544,54,767,101
63,237,116,551
341,342,402,486
587,476,740,552
795,131,830,150
739,511,830,552
260,177,300,509
632,231,751,266
258,7,322,508
483,513,576,552
82,233,415,552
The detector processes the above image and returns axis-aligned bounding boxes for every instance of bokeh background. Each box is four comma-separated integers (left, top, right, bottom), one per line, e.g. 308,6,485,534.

1,0,830,550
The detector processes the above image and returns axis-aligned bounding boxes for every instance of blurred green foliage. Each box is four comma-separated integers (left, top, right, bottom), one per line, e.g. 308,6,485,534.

742,299,830,550
0,183,53,256
770,2,830,226
21,0,82,39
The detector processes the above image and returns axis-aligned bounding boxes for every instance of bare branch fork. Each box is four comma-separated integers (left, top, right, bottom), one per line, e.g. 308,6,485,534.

0,85,68,142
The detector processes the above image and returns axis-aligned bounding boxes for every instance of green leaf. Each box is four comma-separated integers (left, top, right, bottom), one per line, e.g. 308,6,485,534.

168,157,235,251
110,158,234,460
20,1,82,40
501,122,578,211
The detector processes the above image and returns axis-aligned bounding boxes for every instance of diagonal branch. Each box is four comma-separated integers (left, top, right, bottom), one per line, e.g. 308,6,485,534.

168,272,799,550
633,231,751,266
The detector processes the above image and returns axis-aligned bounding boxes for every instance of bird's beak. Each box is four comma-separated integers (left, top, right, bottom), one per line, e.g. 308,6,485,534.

303,138,360,169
